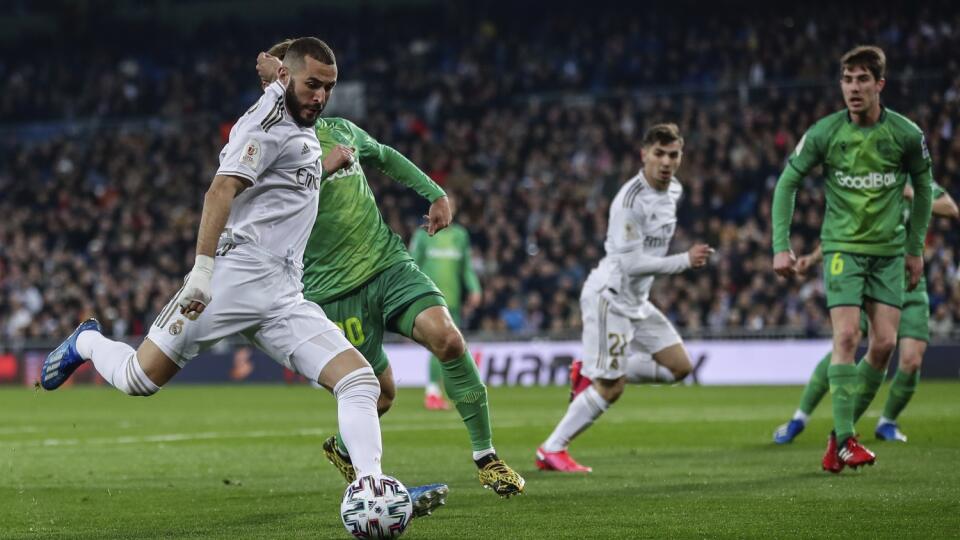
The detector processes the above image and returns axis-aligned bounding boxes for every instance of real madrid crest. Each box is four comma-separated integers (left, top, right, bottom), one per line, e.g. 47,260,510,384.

169,319,184,336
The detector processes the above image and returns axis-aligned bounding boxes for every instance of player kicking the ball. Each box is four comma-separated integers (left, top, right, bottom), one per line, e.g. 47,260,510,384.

256,41,523,497
771,45,933,473
40,37,388,487
536,124,713,472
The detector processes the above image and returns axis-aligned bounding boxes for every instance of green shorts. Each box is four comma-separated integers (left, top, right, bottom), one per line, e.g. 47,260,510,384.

310,261,446,375
823,251,904,309
858,277,930,342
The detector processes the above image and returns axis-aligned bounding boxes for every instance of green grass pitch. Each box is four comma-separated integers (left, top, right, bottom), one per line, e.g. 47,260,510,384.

2,382,958,539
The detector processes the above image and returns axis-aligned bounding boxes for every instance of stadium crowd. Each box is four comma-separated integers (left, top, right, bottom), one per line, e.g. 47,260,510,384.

3,2,960,344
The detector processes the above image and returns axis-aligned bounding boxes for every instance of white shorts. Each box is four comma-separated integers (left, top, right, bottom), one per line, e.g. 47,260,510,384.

579,292,682,380
147,244,352,382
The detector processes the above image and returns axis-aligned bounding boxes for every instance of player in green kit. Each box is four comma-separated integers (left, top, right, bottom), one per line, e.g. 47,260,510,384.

771,46,934,473
409,197,483,411
257,41,524,497
773,181,957,444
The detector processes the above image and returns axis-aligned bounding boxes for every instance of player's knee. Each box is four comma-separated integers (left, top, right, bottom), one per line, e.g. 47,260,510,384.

594,378,626,403
377,386,396,416
434,329,466,361
869,334,897,359
834,327,861,353
333,366,381,403
898,353,923,374
115,352,161,397
671,361,692,380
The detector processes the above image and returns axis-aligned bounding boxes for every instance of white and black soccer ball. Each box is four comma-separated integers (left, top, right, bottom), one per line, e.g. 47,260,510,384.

340,474,413,539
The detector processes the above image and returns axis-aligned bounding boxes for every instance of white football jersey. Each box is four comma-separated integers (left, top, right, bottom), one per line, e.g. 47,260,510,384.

216,81,323,263
583,171,684,318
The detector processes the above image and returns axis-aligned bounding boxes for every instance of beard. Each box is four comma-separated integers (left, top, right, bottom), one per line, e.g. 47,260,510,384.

285,82,323,127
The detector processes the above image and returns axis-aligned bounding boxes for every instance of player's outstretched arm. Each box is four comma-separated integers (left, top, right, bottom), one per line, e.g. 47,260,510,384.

620,243,713,276
176,175,247,319
932,190,959,219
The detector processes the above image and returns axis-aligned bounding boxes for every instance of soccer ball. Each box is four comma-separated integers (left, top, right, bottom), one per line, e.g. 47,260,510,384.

340,474,413,539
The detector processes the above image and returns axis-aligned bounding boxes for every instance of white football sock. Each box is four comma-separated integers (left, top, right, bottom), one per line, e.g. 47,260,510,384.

333,367,383,477
81,332,159,396
472,448,496,461
542,386,609,452
877,416,894,426
792,409,810,424
425,383,442,397
625,357,676,384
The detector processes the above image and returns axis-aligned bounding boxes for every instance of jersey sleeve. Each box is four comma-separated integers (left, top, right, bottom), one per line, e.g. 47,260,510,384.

615,202,690,275
904,129,933,177
348,120,446,202
216,81,286,184
786,124,825,177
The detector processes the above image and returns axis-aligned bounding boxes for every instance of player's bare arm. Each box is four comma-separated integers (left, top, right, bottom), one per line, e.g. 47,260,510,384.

933,191,960,218
176,174,247,319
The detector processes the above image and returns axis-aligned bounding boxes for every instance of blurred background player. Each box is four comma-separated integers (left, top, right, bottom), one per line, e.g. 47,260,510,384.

771,45,934,473
40,37,387,481
536,124,713,472
409,195,483,411
774,181,958,444
257,42,524,498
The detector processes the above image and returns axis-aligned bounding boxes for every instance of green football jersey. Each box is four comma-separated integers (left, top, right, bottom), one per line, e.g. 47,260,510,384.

773,108,933,257
301,117,446,303
409,224,481,312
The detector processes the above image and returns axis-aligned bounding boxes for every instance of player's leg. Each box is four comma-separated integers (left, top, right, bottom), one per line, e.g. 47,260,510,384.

261,300,383,479
425,312,456,410
852,300,900,424
876,338,923,442
852,255,906,427
775,309,868,444
623,352,677,383
538,295,630,473
42,274,223,394
649,343,692,381
819,252,875,471
327,356,394,481
876,282,930,442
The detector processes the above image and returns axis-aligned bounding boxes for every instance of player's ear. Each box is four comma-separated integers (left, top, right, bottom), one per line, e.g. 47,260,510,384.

277,66,291,87
876,77,885,93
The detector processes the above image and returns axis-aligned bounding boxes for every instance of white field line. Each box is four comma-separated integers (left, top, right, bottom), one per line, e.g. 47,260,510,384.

0,411,787,449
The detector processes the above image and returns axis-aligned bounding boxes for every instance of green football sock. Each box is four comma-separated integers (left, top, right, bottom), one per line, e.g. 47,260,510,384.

428,355,443,388
798,353,831,416
441,348,493,452
828,363,858,442
852,359,885,424
882,369,920,421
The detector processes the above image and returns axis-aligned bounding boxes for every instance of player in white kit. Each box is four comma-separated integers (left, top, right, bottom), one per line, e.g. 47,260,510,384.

536,124,714,472
40,38,384,479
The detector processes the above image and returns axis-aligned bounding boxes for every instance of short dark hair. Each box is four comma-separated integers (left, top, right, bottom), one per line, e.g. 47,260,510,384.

641,123,683,148
840,45,886,81
283,37,336,71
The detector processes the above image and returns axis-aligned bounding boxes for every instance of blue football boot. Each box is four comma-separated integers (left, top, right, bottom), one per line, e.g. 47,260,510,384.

40,318,102,390
773,419,806,444
875,421,907,442
407,483,448,518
